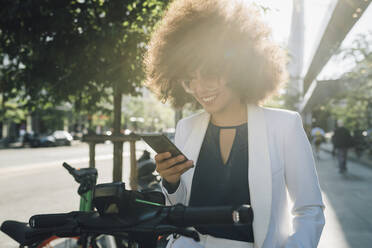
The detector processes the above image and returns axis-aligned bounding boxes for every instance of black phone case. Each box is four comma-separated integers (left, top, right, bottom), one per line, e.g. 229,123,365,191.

140,134,187,159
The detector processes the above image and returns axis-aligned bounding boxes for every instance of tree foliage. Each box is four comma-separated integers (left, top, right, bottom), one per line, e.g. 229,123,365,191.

121,90,175,132
0,0,169,113
325,32,372,130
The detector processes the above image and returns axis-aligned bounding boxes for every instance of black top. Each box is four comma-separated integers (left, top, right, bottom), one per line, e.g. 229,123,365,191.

332,127,353,148
188,121,254,242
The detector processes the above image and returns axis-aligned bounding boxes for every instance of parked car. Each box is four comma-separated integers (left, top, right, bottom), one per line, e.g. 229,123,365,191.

0,136,16,148
70,131,84,140
21,132,36,147
32,130,73,147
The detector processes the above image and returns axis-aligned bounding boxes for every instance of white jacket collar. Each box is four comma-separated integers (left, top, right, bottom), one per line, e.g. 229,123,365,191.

181,104,272,248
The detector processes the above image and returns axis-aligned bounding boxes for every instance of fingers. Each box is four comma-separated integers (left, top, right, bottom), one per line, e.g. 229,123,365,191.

161,160,194,178
155,152,172,163
156,154,188,171
176,161,194,175
155,152,194,184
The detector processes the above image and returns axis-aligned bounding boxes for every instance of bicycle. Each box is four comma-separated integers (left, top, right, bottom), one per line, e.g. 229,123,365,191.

11,162,116,248
1,182,253,248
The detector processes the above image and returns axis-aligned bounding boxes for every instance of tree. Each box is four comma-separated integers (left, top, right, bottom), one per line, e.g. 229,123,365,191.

122,90,175,132
1,0,170,180
0,0,169,109
325,32,372,131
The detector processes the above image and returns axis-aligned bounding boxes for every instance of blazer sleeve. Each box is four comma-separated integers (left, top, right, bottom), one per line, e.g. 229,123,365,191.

283,112,325,248
160,119,188,206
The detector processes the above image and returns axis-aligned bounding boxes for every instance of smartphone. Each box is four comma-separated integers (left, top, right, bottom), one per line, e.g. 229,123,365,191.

139,133,190,165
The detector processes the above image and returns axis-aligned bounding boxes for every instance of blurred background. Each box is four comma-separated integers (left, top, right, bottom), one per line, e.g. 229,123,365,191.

0,0,371,247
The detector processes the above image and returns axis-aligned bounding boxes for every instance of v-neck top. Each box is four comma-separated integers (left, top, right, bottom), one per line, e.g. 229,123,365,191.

188,121,254,242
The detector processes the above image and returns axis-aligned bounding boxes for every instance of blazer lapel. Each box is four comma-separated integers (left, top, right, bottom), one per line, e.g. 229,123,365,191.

179,105,272,248
248,104,272,248
182,112,211,204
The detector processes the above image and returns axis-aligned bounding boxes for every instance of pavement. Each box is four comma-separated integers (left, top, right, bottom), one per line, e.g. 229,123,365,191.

316,144,372,248
320,141,372,168
0,142,372,247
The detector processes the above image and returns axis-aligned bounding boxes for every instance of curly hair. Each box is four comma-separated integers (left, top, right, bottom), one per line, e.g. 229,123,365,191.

143,0,288,108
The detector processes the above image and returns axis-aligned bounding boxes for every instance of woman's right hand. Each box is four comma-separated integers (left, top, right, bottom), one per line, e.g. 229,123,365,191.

155,152,194,186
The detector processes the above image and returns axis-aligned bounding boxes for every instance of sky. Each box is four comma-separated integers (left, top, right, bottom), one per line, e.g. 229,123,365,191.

249,0,372,80
318,3,372,80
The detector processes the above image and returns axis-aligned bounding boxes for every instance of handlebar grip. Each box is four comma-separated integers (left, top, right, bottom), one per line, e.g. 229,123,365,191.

168,204,253,226
233,205,253,224
62,162,74,174
1,220,53,246
29,212,76,228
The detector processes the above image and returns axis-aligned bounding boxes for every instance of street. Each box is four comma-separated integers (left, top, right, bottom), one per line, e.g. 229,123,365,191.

0,144,372,247
0,142,150,247
0,141,148,171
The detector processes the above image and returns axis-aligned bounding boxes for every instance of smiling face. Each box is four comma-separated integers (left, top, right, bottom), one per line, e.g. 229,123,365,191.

195,84,239,115
182,71,242,115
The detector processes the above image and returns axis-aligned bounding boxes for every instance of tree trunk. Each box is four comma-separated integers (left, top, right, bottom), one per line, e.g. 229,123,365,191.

1,93,7,138
113,86,123,182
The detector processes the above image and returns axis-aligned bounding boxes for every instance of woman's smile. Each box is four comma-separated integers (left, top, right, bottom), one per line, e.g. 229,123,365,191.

199,92,220,105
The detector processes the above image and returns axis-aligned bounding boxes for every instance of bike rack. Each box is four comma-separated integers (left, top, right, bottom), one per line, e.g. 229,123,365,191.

82,133,141,190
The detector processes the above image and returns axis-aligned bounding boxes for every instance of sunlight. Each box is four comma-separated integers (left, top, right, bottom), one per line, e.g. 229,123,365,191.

246,0,292,45
286,190,349,248
318,193,350,248
245,0,343,79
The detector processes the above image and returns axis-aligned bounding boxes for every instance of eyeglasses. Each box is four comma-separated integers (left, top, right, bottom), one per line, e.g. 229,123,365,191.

181,77,227,94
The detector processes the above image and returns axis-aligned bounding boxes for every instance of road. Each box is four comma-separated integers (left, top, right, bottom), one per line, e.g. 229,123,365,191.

0,141,150,170
0,142,150,247
0,144,371,247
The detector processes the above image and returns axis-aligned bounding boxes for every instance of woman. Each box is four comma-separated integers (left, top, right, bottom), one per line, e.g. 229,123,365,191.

144,0,325,247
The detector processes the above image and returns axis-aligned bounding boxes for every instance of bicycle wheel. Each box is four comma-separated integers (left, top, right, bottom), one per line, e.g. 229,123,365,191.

37,235,80,248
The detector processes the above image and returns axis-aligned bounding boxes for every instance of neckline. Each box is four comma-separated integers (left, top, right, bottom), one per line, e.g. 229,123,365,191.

210,121,247,129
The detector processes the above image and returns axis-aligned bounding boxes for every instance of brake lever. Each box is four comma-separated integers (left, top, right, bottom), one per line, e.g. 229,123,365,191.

173,228,199,242
151,225,200,242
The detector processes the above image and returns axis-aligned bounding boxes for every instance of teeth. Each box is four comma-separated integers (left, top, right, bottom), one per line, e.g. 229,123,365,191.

202,95,217,102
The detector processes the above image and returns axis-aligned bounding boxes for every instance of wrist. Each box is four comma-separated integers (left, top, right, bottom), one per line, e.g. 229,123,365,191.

162,179,180,194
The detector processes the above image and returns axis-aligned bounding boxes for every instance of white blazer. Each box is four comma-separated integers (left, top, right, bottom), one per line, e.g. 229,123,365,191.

162,104,325,248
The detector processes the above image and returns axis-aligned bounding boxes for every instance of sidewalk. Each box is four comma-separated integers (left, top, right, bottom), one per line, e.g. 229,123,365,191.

315,148,372,248
320,142,372,168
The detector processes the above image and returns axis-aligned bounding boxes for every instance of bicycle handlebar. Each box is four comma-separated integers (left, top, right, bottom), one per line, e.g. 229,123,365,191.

62,162,97,182
2,204,253,246
62,162,97,196
62,162,74,173
1,179,253,247
168,204,253,226
29,211,90,229
29,204,252,229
